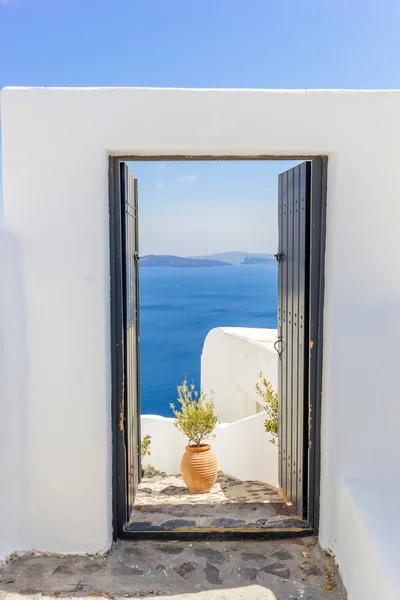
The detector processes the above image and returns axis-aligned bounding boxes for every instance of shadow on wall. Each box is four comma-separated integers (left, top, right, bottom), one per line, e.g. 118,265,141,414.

0,231,29,559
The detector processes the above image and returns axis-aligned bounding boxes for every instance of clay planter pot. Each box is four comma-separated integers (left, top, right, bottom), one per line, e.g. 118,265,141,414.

180,444,218,494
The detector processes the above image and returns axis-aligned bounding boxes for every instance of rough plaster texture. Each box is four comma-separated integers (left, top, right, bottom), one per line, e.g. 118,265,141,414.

1,87,400,598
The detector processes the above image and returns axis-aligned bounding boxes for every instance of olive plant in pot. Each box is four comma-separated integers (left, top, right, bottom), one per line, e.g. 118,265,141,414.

170,380,218,494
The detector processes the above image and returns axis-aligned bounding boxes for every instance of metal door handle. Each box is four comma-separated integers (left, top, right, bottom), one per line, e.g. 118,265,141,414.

274,335,283,357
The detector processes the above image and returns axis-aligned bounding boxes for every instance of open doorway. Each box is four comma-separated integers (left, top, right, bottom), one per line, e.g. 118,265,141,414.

109,156,327,540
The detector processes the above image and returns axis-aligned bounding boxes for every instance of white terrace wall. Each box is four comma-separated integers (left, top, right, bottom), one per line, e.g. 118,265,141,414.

201,327,278,423
1,88,400,597
141,413,279,487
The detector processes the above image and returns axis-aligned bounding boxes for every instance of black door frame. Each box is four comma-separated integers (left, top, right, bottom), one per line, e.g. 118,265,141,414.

109,155,327,540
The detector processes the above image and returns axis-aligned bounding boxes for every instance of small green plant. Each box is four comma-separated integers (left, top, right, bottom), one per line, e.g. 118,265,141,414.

141,434,152,458
170,380,218,446
256,372,278,445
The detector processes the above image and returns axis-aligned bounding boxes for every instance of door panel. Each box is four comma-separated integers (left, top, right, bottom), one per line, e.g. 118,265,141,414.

277,161,310,517
120,163,141,515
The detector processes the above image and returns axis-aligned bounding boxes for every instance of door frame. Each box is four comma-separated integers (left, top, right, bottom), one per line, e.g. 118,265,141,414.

109,154,327,540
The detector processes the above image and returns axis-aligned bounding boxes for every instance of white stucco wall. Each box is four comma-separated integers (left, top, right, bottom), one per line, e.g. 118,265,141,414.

2,88,400,596
141,413,278,487
0,231,29,559
333,476,398,600
201,327,278,423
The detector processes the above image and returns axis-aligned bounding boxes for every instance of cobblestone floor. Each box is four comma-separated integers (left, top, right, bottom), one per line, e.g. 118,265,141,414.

129,470,303,532
0,538,346,600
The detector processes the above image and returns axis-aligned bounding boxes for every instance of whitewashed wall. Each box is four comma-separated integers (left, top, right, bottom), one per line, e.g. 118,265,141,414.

141,413,279,487
2,88,400,598
201,327,278,423
0,231,28,559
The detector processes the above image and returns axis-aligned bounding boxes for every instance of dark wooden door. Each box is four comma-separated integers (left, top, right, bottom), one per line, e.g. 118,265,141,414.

277,161,311,517
120,163,141,515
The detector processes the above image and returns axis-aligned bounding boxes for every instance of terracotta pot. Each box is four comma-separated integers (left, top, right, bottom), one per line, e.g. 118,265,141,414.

180,444,218,494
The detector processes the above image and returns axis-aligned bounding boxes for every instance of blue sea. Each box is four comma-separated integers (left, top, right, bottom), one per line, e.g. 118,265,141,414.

139,265,277,417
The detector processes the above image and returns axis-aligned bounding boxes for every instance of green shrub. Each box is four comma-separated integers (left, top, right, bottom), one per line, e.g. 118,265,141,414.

255,372,278,445
141,434,152,458
170,380,218,446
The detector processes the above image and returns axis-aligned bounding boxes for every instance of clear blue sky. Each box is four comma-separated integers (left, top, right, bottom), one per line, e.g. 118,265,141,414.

1,0,400,89
1,0,400,252
129,160,301,256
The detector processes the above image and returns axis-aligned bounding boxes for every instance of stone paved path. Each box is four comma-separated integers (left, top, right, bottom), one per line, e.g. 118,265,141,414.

129,470,302,532
0,538,346,599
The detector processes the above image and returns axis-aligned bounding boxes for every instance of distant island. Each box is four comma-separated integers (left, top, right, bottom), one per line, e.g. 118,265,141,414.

140,252,276,268
241,256,274,265
193,252,276,265
140,255,232,268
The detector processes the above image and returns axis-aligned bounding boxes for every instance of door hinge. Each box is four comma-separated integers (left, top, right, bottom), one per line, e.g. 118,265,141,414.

274,253,283,263
134,252,140,263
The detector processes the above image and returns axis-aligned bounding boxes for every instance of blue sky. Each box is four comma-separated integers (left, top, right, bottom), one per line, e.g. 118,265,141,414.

1,0,400,89
129,160,300,255
1,0,400,252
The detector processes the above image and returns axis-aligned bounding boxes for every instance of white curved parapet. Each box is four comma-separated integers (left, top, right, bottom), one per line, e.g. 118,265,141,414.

201,327,279,423
141,412,279,487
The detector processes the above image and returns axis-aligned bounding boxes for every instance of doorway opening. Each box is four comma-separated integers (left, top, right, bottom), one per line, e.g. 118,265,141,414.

109,155,327,540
